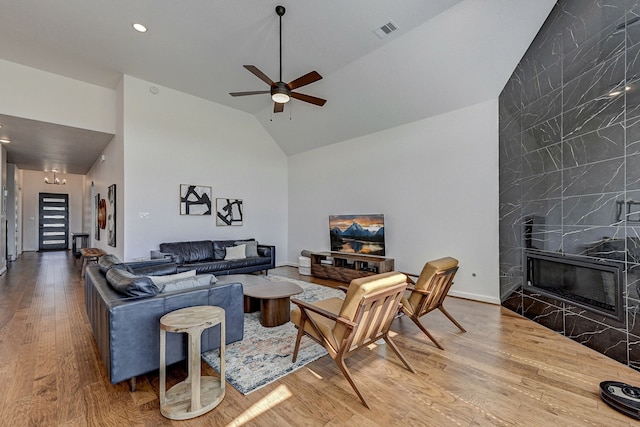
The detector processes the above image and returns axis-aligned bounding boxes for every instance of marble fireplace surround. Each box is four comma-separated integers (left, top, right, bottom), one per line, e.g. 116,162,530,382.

499,0,640,370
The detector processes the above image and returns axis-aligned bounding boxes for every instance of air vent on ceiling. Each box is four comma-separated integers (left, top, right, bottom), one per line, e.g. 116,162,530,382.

373,20,399,39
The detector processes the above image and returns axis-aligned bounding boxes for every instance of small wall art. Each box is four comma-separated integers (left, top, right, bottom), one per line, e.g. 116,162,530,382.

180,184,212,215
216,198,243,226
94,193,101,240
107,184,116,247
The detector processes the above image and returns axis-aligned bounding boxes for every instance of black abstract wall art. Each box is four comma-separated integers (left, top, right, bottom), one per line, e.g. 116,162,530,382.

216,198,243,226
180,184,212,215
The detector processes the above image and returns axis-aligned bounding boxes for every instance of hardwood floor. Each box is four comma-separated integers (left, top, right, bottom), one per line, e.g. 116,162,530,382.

1,251,639,426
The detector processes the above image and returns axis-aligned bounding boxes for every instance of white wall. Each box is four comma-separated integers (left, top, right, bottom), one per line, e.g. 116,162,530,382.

21,170,85,252
288,99,500,303
0,59,115,133
86,78,125,259
113,76,288,262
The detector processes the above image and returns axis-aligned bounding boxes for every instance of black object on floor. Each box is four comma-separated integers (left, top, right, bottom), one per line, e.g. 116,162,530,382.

600,381,640,419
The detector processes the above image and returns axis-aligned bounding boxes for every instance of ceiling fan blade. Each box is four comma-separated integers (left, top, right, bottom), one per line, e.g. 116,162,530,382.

290,92,327,106
274,102,285,113
244,65,275,86
229,90,270,97
286,71,322,90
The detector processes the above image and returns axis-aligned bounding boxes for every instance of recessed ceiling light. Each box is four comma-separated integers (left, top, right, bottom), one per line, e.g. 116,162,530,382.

132,23,147,33
0,139,10,143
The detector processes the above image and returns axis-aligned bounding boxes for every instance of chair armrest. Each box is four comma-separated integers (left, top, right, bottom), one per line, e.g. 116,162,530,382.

407,287,431,296
405,275,417,285
291,298,357,329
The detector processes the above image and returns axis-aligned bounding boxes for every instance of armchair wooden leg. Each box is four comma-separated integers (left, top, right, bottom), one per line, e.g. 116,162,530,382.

292,324,305,363
383,335,416,374
439,306,466,333
407,315,444,350
333,355,370,409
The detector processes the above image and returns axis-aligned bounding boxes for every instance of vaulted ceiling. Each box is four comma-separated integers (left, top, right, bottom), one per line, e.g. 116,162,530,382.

0,0,556,173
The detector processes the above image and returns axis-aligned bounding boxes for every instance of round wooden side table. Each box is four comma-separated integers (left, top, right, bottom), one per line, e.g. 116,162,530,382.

159,305,226,420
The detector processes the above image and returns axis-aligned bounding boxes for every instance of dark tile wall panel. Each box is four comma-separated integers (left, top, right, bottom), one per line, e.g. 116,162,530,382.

499,0,640,370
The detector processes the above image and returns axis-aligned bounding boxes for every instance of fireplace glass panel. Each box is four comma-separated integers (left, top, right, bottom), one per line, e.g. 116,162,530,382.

525,251,623,321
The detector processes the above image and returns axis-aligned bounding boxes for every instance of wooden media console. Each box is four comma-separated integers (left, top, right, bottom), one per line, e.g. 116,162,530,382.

309,251,395,283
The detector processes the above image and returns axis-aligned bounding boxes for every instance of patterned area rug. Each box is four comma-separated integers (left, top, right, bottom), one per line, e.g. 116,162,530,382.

202,275,344,395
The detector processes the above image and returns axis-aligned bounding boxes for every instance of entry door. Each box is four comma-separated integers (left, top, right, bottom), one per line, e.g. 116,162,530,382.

39,193,69,251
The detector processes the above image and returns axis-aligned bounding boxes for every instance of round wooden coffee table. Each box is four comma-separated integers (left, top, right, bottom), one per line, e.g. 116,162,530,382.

243,281,303,327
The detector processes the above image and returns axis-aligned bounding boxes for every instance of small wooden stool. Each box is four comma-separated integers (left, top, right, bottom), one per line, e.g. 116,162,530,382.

159,306,225,420
79,248,106,277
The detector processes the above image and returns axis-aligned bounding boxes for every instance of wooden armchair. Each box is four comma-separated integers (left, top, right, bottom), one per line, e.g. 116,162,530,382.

400,257,465,350
290,272,416,409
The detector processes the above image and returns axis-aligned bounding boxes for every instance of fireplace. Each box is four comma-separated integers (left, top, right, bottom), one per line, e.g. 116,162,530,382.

525,251,624,321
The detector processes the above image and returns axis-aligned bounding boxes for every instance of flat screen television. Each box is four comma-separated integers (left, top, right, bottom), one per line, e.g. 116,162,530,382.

329,214,385,256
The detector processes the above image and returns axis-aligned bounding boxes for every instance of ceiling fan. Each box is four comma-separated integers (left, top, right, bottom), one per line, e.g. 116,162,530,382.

229,5,326,113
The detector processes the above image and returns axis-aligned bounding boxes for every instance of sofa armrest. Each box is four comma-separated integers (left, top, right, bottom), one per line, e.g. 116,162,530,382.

151,250,176,261
257,244,276,270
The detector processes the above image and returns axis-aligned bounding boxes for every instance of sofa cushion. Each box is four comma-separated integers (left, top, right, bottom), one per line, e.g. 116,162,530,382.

177,261,231,274
213,240,237,260
188,241,215,262
235,240,258,257
160,274,218,293
105,268,159,297
148,269,196,286
225,244,246,260
159,241,214,264
228,256,270,268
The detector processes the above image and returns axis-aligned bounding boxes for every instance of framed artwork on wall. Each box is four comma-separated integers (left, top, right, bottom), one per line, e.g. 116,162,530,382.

216,198,243,226
94,193,100,240
98,199,106,230
107,184,116,247
180,184,212,215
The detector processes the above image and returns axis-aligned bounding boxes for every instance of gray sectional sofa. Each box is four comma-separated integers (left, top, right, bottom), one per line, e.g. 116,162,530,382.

151,239,275,275
84,255,244,386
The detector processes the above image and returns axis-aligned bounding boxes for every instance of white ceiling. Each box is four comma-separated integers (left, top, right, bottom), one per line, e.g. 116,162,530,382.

0,0,555,173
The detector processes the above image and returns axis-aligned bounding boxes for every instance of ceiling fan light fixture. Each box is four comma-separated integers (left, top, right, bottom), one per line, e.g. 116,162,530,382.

271,92,290,103
271,82,291,103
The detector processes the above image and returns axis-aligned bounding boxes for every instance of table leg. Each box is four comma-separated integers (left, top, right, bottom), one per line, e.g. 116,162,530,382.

243,295,260,313
159,329,166,407
188,330,202,412
259,297,291,327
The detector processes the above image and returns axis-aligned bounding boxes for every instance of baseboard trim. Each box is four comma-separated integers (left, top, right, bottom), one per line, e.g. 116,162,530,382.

449,289,500,305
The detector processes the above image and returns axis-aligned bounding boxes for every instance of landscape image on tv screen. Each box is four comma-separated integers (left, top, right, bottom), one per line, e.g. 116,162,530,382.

329,214,385,255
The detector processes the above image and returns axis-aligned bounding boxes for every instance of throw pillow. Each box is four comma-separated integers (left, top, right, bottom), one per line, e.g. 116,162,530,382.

161,274,218,293
148,269,196,286
224,244,246,260
235,240,259,257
